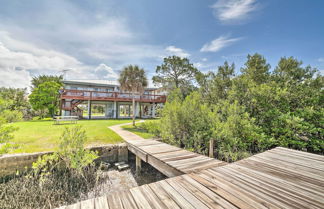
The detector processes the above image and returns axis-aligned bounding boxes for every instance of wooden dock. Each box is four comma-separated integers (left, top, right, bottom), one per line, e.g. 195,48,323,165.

109,124,226,177
60,146,324,209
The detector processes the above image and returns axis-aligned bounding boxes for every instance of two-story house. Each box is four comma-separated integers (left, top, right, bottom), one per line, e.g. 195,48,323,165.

59,80,166,119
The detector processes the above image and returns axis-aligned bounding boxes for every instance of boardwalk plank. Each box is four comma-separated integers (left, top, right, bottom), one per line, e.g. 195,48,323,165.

130,186,153,209
157,180,195,209
245,157,324,187
94,196,109,209
221,165,324,208
140,184,168,209
276,147,324,161
181,175,237,209
80,198,94,209
66,202,80,209
166,177,210,209
148,182,181,209
189,173,256,209
209,167,307,208
107,192,124,209
120,191,138,209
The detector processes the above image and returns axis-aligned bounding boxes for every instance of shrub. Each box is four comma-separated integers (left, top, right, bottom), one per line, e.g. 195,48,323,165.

0,110,23,123
33,126,98,174
0,117,18,155
0,126,101,209
138,121,161,137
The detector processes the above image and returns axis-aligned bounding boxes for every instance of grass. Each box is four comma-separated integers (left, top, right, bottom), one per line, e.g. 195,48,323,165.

121,124,154,139
9,119,133,153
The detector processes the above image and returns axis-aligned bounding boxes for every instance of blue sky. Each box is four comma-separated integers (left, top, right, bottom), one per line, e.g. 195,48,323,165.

0,0,323,88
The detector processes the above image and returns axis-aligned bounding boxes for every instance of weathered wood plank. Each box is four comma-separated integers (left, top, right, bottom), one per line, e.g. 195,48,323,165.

107,192,124,209
208,167,305,208
94,196,109,209
127,144,148,162
148,182,181,209
130,186,153,209
245,156,324,186
120,191,139,209
65,202,81,209
80,198,94,209
166,177,210,209
139,184,168,209
181,175,237,209
275,147,324,161
147,154,183,177
157,180,195,209
220,165,324,208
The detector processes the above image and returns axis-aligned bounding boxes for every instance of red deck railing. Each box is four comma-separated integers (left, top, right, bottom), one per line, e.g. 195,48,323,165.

60,89,167,103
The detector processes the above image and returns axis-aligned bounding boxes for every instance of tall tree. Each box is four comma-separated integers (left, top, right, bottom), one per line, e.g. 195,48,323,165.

199,61,235,104
241,53,270,84
118,65,148,126
31,75,63,90
274,56,316,82
29,81,62,117
153,56,198,96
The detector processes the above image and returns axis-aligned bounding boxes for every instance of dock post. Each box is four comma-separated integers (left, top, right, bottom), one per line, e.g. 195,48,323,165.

209,139,214,158
136,155,141,174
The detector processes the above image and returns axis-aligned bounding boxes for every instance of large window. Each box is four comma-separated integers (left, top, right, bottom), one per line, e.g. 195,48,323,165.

119,104,133,117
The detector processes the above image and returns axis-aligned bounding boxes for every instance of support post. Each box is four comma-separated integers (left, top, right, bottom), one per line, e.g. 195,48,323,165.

152,102,156,118
87,100,92,119
113,101,117,118
136,155,142,174
209,139,214,158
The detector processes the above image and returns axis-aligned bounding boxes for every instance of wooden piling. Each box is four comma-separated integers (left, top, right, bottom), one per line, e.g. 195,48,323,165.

209,139,214,158
136,155,141,174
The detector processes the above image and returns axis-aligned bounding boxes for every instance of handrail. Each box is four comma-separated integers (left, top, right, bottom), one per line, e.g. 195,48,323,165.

60,89,166,103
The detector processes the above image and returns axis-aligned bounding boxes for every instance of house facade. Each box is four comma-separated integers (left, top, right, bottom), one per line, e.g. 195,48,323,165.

59,80,166,119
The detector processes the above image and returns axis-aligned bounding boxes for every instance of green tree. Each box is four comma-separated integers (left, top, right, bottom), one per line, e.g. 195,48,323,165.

29,81,62,117
198,61,235,104
151,53,323,159
153,56,198,96
210,100,269,162
118,65,148,126
0,88,30,120
0,112,18,154
31,75,63,90
241,53,270,84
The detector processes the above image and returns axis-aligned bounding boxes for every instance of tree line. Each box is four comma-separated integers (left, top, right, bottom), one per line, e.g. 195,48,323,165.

146,54,323,161
0,53,323,158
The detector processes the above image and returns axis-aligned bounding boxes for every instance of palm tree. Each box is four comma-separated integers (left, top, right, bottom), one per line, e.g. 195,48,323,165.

118,65,148,126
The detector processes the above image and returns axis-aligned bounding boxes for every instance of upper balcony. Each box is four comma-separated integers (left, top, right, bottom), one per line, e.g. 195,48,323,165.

60,89,167,103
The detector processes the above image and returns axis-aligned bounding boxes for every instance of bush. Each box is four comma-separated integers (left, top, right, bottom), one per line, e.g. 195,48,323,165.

138,121,161,137
0,126,101,209
0,110,23,123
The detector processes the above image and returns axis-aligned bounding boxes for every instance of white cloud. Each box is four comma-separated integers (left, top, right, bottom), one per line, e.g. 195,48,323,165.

165,46,190,58
318,58,324,62
200,35,242,52
0,32,120,88
211,0,258,23
94,64,119,80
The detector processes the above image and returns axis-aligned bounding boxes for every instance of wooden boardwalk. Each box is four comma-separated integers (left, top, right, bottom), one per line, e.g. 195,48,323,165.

60,147,324,209
109,124,226,177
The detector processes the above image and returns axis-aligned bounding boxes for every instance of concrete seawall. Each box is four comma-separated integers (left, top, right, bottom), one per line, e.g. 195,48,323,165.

0,143,128,177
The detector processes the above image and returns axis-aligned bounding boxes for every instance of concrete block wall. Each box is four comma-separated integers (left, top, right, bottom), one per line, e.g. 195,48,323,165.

0,143,128,177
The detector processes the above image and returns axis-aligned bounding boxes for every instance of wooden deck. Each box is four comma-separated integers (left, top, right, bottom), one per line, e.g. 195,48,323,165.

109,124,226,177
60,147,324,209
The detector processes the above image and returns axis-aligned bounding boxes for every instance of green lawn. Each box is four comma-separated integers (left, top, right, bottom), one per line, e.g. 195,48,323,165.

121,124,154,139
9,119,133,153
